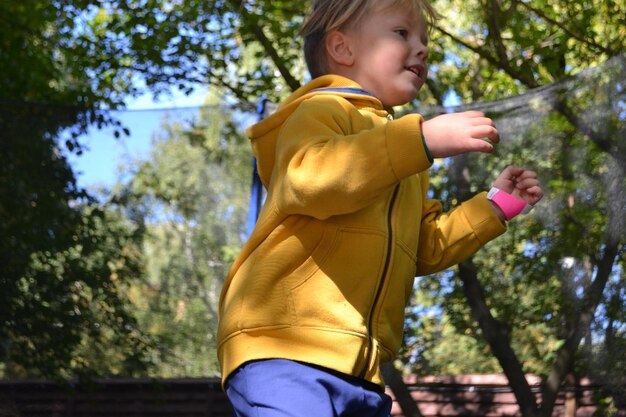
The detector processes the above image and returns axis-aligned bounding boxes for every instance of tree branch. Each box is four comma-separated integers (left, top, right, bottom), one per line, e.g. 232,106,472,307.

106,61,257,112
510,0,616,57
433,25,539,88
458,260,539,417
228,0,301,92
552,98,625,168
486,0,511,70
538,156,624,417
449,155,539,417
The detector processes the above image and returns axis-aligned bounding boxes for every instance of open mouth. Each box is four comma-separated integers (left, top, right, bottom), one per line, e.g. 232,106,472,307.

406,65,426,80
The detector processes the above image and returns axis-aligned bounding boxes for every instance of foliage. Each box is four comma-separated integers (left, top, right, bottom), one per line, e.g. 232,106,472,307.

402,56,626,416
0,98,149,378
0,0,153,378
110,96,252,377
2,3,624,409
426,0,625,102
0,198,158,378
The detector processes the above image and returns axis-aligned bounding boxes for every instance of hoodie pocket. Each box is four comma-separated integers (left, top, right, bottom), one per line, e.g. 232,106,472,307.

290,226,387,332
233,218,337,330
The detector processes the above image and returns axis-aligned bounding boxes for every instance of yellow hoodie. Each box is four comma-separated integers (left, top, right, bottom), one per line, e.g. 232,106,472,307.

217,75,506,388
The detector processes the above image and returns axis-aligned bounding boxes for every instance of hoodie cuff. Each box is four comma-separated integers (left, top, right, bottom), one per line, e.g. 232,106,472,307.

461,192,507,244
385,114,433,180
421,131,434,163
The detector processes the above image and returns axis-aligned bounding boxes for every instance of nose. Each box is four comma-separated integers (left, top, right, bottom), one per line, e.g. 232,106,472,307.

414,37,429,61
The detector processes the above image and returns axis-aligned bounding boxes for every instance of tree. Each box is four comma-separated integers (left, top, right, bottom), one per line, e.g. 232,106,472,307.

0,193,159,378
110,95,252,377
202,1,625,415
0,0,290,379
0,0,155,378
406,56,625,416
3,3,624,411
204,3,624,414
413,2,625,415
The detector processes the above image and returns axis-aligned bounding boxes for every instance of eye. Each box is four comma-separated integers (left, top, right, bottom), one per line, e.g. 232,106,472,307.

395,29,409,39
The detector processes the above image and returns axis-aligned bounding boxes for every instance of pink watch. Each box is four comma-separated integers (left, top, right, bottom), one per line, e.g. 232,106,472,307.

487,187,532,220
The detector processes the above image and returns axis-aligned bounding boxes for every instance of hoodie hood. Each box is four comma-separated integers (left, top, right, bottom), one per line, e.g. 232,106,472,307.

246,75,386,188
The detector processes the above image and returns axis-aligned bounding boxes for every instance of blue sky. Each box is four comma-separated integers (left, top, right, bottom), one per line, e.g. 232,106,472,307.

68,87,461,192
68,86,210,190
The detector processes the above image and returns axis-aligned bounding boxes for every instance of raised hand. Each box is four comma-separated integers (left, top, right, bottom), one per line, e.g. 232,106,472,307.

493,166,544,206
421,111,499,158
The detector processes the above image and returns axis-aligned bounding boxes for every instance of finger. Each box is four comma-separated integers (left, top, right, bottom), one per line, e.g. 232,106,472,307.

515,177,540,190
523,187,544,205
458,110,485,118
468,139,494,153
516,170,538,180
469,116,496,127
501,166,525,179
520,184,543,196
517,187,540,200
470,126,500,142
488,128,500,143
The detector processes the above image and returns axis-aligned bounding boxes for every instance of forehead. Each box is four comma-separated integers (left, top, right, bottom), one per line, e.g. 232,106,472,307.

376,0,424,15
368,1,427,28
367,0,428,28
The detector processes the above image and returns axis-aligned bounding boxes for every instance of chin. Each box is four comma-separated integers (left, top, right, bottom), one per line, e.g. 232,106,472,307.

390,93,419,107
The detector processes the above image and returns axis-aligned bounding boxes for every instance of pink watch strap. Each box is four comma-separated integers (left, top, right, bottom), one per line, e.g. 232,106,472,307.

487,187,532,220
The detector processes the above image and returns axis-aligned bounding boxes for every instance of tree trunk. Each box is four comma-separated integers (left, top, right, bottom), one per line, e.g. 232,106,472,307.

538,156,624,417
381,362,424,417
564,373,577,417
448,154,540,417
458,260,539,417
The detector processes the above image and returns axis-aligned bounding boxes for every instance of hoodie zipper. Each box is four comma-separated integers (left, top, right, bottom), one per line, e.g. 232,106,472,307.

359,184,400,379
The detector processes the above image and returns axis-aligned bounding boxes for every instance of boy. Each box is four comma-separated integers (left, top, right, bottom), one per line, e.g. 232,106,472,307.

218,0,544,416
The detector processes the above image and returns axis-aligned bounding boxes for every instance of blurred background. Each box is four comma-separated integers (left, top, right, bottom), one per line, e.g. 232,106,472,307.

0,1,624,416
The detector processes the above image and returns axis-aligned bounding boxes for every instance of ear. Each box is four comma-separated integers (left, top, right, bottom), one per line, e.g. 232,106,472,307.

325,30,355,67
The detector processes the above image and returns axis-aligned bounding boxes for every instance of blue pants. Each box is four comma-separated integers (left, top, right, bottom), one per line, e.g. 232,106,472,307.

225,359,392,417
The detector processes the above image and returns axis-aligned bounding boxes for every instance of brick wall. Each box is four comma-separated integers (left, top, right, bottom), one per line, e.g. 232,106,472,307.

0,375,623,417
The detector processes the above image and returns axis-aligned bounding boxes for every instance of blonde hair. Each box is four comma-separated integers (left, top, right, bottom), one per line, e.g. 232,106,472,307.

300,0,439,78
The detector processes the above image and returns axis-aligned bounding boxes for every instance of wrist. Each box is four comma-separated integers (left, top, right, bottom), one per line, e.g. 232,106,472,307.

488,200,507,222
486,187,532,221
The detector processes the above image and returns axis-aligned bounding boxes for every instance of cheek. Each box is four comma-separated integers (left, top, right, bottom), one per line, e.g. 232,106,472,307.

386,45,410,67
369,39,405,62
371,49,404,73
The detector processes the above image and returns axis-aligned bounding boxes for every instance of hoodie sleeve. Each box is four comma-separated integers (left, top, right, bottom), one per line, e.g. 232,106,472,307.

415,174,507,275
271,95,433,219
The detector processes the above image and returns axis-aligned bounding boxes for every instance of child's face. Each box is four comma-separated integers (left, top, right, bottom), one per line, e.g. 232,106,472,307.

344,4,429,108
